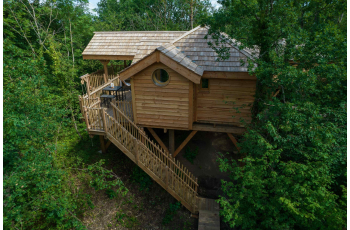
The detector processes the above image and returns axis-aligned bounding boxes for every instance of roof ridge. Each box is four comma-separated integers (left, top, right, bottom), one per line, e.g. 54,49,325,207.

170,26,202,44
94,31,187,34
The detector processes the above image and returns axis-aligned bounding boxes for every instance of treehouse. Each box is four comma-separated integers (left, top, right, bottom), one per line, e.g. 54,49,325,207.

78,26,256,224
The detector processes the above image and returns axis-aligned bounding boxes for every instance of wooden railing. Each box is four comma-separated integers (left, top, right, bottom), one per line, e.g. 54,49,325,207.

81,103,199,213
80,64,125,94
113,99,133,121
104,106,199,212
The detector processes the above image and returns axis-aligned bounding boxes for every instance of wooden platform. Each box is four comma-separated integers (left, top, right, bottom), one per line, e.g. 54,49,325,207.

198,198,220,230
192,123,246,135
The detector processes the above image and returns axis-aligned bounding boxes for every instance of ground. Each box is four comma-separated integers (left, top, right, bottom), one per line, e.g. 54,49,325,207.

74,126,240,229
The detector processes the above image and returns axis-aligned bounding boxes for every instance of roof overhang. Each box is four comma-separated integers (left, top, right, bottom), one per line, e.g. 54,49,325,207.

82,55,134,60
119,50,202,84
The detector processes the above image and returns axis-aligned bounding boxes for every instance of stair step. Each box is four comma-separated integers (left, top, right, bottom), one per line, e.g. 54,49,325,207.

198,198,220,230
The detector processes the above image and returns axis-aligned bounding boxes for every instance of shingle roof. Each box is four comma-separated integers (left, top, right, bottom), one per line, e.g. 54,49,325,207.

157,43,204,76
82,31,186,56
172,26,251,72
83,27,253,72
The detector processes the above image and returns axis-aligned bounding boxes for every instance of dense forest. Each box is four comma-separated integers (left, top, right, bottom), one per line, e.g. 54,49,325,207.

3,0,347,229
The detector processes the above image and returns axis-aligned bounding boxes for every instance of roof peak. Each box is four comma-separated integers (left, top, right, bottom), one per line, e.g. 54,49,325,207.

94,31,187,34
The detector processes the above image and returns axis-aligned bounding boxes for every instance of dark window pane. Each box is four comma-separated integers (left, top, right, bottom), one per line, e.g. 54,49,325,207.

202,79,209,88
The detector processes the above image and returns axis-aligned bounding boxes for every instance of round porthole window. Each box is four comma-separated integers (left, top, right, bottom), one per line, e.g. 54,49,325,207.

152,69,170,87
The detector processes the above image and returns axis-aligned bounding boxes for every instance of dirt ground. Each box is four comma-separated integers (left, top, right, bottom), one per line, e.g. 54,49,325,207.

80,129,239,229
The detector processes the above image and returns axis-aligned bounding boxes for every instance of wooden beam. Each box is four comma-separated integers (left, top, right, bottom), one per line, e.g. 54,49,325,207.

227,133,241,151
159,53,201,84
105,140,112,150
169,129,175,155
193,83,197,122
173,130,197,157
192,123,245,135
100,135,106,153
188,82,193,130
83,55,134,60
100,60,110,83
131,78,138,124
147,127,169,153
156,52,160,62
124,60,127,68
202,71,257,80
119,52,157,81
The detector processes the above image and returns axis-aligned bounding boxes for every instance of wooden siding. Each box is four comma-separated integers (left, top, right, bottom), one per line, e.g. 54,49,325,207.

133,63,191,129
196,77,256,127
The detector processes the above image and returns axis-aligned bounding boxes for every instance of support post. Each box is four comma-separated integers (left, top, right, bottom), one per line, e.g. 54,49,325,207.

173,130,197,157
227,133,241,151
101,108,108,134
83,108,90,130
100,135,106,154
100,60,110,83
169,129,175,155
147,127,170,153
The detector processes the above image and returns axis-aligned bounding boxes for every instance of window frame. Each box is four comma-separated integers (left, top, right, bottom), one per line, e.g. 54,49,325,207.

151,68,170,87
199,78,210,92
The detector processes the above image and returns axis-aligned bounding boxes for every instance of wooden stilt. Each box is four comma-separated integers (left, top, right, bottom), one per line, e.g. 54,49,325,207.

147,127,169,153
169,129,175,155
227,133,241,151
105,140,112,150
173,130,197,157
100,135,106,153
100,60,110,83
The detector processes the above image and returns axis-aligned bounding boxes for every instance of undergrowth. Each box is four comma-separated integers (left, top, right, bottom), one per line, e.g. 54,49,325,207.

162,202,181,225
183,146,199,164
130,165,153,191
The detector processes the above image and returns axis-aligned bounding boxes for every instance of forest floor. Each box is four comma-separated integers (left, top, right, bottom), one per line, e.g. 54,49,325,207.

68,124,239,229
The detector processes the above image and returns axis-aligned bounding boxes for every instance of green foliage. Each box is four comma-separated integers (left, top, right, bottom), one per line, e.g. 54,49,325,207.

105,189,117,199
115,209,139,228
3,1,128,228
130,165,153,192
95,0,213,31
206,0,347,229
162,202,181,225
183,146,199,164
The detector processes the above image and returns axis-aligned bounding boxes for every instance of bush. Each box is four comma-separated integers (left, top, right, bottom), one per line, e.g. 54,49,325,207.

130,165,153,192
183,146,198,164
162,202,181,225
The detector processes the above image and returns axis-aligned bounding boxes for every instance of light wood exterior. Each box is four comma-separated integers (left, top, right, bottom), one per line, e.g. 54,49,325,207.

79,79,200,213
195,76,256,127
132,63,193,130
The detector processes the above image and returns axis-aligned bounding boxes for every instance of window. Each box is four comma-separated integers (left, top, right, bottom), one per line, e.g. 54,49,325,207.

152,69,170,87
201,79,209,89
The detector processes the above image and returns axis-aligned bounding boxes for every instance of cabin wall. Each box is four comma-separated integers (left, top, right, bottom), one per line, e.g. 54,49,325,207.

132,63,191,130
195,76,256,127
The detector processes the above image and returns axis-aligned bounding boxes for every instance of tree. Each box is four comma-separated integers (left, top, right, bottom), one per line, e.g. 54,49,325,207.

95,0,213,31
205,0,347,229
3,1,127,228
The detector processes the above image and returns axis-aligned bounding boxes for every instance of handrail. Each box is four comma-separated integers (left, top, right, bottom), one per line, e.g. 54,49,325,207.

83,75,120,98
103,110,198,210
110,104,198,187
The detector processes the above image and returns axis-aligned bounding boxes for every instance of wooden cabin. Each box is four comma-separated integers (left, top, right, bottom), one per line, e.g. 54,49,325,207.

79,26,256,217
82,26,256,145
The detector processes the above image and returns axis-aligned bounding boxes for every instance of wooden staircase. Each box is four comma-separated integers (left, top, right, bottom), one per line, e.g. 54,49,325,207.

83,102,199,213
